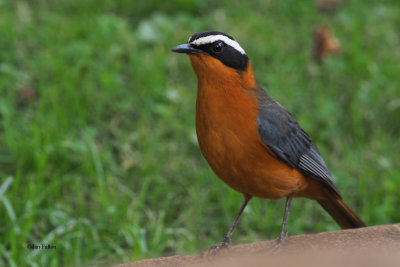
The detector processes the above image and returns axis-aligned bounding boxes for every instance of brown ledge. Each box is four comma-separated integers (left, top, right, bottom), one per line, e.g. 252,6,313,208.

115,223,400,267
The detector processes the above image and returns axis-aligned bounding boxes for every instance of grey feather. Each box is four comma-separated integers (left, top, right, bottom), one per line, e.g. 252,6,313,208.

255,88,341,197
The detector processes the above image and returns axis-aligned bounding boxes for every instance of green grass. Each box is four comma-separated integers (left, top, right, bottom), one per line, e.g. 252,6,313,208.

1,0,400,266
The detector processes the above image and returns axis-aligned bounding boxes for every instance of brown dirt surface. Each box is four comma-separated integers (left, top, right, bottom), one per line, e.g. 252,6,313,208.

114,223,400,267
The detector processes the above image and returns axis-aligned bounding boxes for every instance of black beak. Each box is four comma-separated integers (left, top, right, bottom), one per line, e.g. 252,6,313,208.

172,43,201,54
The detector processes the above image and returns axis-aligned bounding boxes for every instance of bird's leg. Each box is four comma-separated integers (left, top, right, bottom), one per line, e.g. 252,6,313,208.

210,197,250,254
275,197,292,247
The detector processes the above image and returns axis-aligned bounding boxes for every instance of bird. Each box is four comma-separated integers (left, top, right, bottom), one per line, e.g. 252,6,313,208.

172,30,366,252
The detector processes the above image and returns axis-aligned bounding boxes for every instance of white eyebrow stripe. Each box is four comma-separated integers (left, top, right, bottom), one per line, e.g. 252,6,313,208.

189,35,246,55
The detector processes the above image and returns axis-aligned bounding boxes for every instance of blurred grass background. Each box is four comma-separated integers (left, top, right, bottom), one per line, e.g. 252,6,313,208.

1,0,399,266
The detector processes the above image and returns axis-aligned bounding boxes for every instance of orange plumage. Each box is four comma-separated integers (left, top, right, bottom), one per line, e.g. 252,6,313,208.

191,55,306,199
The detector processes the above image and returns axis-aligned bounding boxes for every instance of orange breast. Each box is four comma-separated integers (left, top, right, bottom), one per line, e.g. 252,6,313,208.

191,55,310,199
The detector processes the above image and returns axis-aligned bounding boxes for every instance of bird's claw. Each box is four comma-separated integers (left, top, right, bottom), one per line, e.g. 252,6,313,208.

271,231,289,252
277,231,289,244
209,236,232,255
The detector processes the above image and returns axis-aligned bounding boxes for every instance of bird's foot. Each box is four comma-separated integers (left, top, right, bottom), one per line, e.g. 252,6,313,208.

209,236,232,255
270,231,289,252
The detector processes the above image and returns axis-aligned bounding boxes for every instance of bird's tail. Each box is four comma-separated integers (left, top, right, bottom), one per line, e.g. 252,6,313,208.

317,189,366,229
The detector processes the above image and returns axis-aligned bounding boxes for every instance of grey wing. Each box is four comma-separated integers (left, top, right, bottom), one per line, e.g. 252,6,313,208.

256,91,341,197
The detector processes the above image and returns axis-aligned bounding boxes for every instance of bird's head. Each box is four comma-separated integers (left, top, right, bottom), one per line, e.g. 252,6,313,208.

172,31,255,88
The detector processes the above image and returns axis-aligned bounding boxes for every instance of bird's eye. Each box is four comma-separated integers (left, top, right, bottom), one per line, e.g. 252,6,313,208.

212,41,224,53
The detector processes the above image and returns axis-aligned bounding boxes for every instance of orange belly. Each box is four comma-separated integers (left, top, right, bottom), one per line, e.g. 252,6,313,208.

196,121,308,199
195,82,311,199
